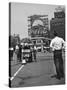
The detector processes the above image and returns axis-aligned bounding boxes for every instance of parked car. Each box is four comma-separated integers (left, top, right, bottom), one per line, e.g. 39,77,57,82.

43,46,51,53
37,46,41,52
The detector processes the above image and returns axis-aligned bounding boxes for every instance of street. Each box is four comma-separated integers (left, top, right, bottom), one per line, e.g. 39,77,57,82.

11,52,65,87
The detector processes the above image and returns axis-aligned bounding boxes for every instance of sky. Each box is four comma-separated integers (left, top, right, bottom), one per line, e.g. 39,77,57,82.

11,3,65,39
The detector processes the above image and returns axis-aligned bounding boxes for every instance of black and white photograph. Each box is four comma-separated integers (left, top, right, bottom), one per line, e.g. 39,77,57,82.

9,2,65,87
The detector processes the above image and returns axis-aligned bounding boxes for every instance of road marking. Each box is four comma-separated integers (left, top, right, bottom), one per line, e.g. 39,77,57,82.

10,65,25,81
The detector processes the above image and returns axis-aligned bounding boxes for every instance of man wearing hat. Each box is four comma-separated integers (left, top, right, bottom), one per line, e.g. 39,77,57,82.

50,31,65,79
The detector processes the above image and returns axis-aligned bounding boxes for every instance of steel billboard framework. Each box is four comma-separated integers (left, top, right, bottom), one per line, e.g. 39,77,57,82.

28,15,50,52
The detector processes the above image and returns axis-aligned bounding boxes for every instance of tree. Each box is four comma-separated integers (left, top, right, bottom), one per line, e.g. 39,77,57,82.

9,34,20,48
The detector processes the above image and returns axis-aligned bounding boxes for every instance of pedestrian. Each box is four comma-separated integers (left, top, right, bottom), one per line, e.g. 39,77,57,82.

30,45,33,62
33,44,37,62
9,46,14,61
50,31,65,80
18,44,22,62
15,44,19,62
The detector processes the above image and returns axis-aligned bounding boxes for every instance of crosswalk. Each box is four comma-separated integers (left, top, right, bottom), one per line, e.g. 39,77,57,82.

10,65,25,81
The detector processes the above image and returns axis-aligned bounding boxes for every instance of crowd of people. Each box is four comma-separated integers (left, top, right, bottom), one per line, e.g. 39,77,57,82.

9,42,37,63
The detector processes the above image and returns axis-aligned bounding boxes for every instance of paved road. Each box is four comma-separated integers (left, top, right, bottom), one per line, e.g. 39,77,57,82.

11,52,65,87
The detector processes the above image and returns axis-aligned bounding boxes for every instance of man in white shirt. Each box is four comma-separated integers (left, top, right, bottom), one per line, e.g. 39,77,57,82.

50,31,65,80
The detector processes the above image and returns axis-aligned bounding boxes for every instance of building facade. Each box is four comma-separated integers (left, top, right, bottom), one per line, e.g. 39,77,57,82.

50,7,65,40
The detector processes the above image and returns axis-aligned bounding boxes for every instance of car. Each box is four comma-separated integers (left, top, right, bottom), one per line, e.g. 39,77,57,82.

43,46,51,53
37,46,41,52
